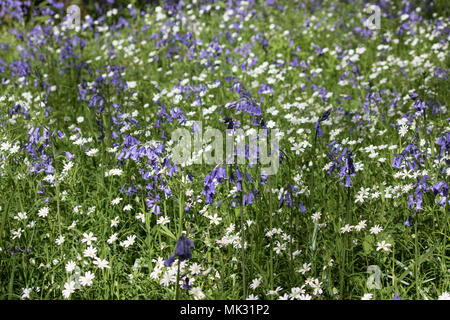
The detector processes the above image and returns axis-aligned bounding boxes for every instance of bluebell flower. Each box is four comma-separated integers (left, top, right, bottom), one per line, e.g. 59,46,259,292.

243,189,257,206
164,255,176,267
146,196,161,215
432,181,448,196
435,133,449,163
65,152,75,161
338,151,356,188
408,193,423,211
432,181,449,206
182,276,191,290
392,154,403,169
314,108,332,138
260,173,268,185
202,165,227,205
227,87,262,116
404,216,412,227
298,202,306,212
174,236,194,261
409,92,419,100
165,236,194,267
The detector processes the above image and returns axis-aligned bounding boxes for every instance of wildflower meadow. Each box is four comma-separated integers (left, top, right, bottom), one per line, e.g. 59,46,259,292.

0,0,449,301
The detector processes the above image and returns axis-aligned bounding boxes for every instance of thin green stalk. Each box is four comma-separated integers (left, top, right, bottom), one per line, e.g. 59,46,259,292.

289,206,294,284
414,215,420,300
339,238,345,299
268,181,274,290
178,190,184,238
7,254,16,300
240,192,247,299
51,143,62,235
346,186,353,274
312,130,318,193
311,220,318,275
175,189,184,300
175,259,181,300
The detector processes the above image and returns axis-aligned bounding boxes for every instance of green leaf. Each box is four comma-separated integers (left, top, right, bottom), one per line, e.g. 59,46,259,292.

216,1,227,9
363,235,374,255
159,225,176,241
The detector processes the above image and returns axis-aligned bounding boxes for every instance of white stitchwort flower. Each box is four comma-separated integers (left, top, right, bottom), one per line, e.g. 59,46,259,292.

250,278,262,290
111,216,120,227
81,232,97,245
370,224,383,235
14,212,27,221
65,261,76,273
107,233,118,244
157,216,170,225
38,207,49,218
438,292,450,300
189,263,202,275
79,271,95,286
21,288,32,299
361,293,373,300
340,224,353,234
111,197,122,206
86,148,99,157
311,212,321,222
190,287,206,300
83,246,97,259
120,235,136,248
376,241,392,252
354,220,367,231
93,258,110,269
62,281,76,299
55,235,65,246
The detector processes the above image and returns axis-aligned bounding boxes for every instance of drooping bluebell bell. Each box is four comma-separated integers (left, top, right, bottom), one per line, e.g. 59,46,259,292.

175,236,194,261
408,192,423,211
298,202,306,212
165,235,195,267
279,185,306,212
314,108,332,138
226,85,262,117
409,92,419,101
432,181,448,197
146,195,161,215
312,43,324,56
260,173,268,186
202,165,227,205
404,216,412,227
338,150,356,188
223,116,238,129
432,181,448,206
65,152,75,161
393,294,402,300
435,132,449,164
164,254,176,267
243,189,256,206
392,154,404,169
182,276,191,290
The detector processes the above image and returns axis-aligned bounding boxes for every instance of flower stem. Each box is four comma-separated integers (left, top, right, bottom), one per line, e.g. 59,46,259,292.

175,190,184,300
240,192,247,299
175,258,181,300
414,214,420,299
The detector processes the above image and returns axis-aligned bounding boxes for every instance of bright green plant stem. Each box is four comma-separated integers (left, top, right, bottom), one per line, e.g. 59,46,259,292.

240,191,247,299
175,189,184,301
